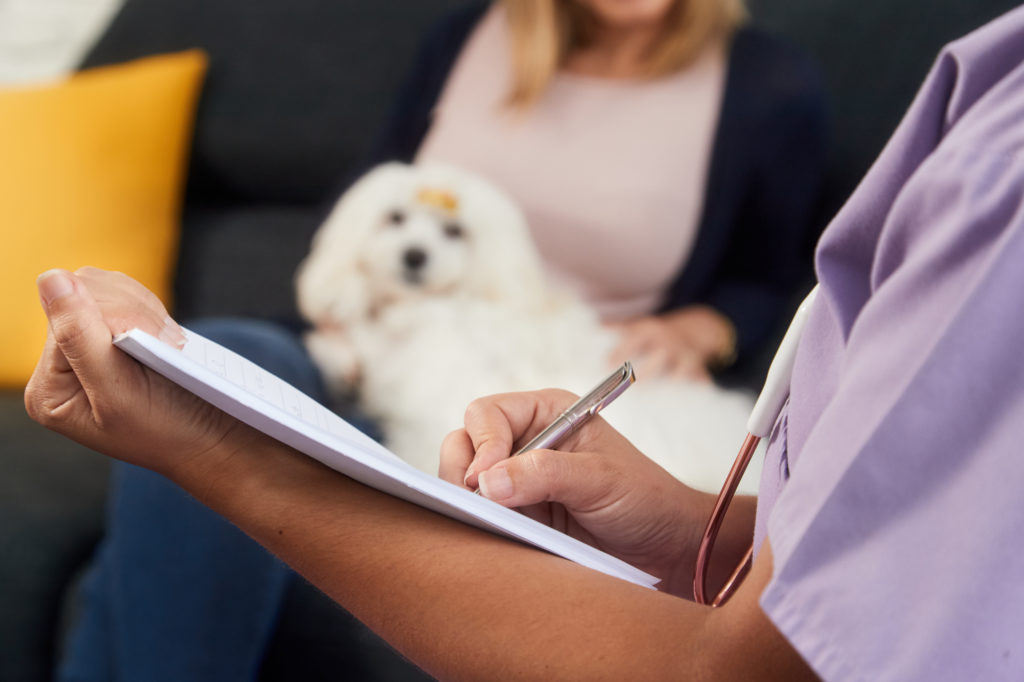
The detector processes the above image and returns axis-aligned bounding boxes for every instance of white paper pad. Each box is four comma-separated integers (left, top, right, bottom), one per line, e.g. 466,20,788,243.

114,328,659,589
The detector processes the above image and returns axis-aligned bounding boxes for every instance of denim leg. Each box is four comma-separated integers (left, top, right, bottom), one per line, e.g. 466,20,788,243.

187,318,330,405
57,541,114,682
186,318,382,441
57,319,336,682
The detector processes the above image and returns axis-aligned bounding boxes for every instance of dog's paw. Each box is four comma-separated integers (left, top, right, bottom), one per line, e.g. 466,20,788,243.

304,331,362,393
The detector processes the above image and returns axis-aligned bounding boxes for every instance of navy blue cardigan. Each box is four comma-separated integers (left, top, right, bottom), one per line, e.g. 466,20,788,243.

360,3,828,372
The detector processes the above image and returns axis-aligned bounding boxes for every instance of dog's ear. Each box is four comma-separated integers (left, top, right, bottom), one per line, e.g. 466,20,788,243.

295,163,412,326
451,170,552,312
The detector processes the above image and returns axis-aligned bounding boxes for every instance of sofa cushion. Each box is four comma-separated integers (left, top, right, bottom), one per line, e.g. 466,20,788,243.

0,49,206,386
79,0,470,205
0,393,111,682
173,204,326,324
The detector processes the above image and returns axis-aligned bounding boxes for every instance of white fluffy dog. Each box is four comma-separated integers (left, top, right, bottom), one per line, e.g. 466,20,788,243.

296,162,761,494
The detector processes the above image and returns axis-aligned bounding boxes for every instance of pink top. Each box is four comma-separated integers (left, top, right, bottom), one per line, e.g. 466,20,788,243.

416,7,727,320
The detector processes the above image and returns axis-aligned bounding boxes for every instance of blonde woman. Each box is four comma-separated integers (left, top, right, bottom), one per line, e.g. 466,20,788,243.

58,2,827,680
375,0,827,383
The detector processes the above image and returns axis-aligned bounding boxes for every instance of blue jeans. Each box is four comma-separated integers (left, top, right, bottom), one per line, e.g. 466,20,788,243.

58,319,429,681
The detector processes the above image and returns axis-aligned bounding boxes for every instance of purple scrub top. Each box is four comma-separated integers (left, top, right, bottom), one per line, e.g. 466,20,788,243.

752,6,1024,680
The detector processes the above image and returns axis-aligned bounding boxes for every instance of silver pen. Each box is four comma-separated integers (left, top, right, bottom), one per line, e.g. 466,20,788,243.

514,362,636,455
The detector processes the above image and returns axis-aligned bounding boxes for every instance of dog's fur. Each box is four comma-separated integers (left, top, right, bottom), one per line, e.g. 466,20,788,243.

296,162,760,493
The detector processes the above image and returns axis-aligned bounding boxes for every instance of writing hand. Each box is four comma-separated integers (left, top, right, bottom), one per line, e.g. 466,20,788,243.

438,389,713,596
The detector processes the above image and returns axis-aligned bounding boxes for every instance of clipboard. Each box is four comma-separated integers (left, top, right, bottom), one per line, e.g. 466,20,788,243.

113,327,659,589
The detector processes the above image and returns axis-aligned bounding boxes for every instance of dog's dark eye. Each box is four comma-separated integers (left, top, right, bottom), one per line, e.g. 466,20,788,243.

443,221,464,240
386,209,406,226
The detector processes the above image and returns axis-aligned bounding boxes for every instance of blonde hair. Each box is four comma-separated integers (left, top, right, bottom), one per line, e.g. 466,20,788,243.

502,0,747,108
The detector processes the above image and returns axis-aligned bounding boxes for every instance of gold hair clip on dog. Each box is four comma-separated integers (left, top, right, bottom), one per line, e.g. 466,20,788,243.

416,187,459,215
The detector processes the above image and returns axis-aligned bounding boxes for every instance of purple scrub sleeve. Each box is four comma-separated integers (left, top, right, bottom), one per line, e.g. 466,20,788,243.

752,7,1024,680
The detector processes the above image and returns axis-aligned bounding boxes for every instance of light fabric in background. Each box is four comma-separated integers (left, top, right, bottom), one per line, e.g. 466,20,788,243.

0,0,124,84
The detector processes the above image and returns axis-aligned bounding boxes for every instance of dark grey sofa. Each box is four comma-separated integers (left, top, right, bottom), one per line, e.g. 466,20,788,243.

1,0,1017,680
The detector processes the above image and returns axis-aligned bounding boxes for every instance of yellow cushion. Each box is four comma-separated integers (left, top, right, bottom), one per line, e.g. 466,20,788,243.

0,50,207,386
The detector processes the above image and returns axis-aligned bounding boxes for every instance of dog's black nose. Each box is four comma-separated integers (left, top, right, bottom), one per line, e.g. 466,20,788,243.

403,247,428,270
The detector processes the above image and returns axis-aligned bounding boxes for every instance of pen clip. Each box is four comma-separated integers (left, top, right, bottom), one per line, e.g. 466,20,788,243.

513,362,636,456
571,361,636,421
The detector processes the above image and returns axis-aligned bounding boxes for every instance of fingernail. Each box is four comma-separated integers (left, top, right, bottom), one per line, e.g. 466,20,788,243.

463,464,475,487
37,270,74,306
478,468,514,501
159,316,187,349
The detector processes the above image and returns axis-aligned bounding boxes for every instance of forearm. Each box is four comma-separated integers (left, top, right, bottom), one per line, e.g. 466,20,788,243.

173,430,718,680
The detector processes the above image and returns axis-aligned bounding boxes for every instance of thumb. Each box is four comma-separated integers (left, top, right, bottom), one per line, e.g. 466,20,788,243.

36,269,121,391
477,448,615,511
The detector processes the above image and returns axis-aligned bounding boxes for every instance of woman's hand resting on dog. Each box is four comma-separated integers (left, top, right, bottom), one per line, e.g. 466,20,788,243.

607,305,737,382
439,390,739,597
24,268,259,482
